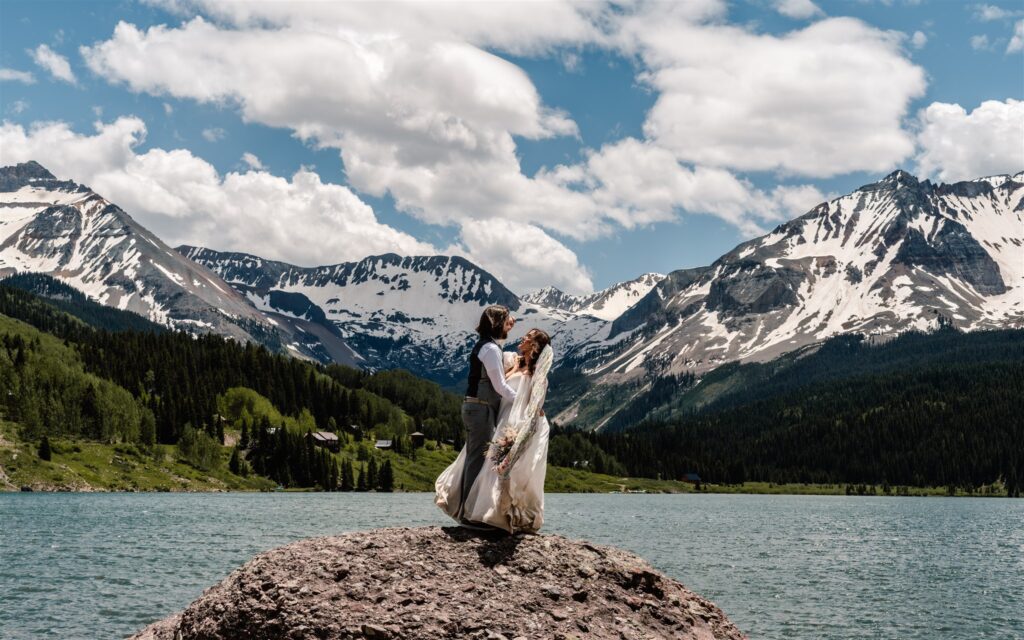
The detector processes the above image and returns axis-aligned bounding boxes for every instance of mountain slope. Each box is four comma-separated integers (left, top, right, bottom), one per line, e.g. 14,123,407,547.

0,161,358,365
582,327,1024,493
522,273,665,321
179,246,610,388
557,170,1024,428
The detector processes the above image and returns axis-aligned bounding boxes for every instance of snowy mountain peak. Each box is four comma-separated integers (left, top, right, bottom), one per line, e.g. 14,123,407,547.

0,162,359,365
555,169,1024,427
181,245,610,387
522,273,666,321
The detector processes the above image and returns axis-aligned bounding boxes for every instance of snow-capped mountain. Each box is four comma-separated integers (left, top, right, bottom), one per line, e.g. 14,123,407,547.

0,161,358,364
179,247,610,389
556,170,1024,427
521,273,665,321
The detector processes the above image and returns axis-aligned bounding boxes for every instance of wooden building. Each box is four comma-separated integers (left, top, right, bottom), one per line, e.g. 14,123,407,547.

308,431,340,452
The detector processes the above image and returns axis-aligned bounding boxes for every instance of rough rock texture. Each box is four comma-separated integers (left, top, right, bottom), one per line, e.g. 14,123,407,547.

131,526,746,640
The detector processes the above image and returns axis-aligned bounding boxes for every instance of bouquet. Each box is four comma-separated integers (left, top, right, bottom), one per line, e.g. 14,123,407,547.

487,427,517,471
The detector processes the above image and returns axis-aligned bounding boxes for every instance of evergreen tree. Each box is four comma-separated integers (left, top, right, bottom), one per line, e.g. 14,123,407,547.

367,456,379,490
229,447,242,475
356,463,368,492
378,459,394,492
38,435,51,461
341,459,354,491
240,420,250,449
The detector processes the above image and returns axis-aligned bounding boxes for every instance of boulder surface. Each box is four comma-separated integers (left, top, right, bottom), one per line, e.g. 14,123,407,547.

132,526,746,640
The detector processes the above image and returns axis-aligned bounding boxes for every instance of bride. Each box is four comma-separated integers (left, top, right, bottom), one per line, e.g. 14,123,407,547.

435,328,552,534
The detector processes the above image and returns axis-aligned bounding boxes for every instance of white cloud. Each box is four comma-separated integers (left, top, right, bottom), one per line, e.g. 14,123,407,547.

546,138,827,237
29,44,76,84
162,102,174,115
241,152,264,170
0,117,438,267
201,127,226,142
616,11,928,177
455,220,593,295
7,100,29,115
1008,20,1024,52
971,34,993,50
144,0,609,55
973,4,1023,22
911,30,928,49
914,99,1024,183
0,68,35,84
774,0,824,20
74,2,931,291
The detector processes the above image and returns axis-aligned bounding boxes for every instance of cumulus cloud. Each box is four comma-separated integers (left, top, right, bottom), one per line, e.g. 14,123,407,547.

201,126,226,142
144,0,608,55
774,0,824,20
546,138,828,237
0,68,35,84
0,117,438,266
29,44,76,84
241,152,264,170
971,34,993,50
911,30,928,49
72,2,932,291
1008,20,1024,53
455,220,594,295
615,11,928,177
973,4,1023,21
914,99,1024,182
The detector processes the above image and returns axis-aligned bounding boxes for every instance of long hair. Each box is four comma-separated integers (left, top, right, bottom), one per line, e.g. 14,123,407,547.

476,305,510,340
518,328,551,375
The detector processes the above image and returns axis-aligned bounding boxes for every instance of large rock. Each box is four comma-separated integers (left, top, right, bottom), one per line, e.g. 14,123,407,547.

131,526,746,640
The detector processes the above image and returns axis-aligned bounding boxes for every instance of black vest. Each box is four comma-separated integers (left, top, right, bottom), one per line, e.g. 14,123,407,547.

466,338,502,411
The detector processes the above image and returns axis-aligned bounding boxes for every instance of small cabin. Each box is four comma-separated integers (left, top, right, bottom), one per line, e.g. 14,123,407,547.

682,473,701,484
410,431,426,448
308,431,340,452
374,439,393,450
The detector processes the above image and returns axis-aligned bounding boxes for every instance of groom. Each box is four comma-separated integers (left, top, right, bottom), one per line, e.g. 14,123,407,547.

458,304,517,524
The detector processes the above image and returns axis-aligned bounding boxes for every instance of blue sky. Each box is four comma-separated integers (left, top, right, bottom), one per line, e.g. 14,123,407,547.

1,0,1022,293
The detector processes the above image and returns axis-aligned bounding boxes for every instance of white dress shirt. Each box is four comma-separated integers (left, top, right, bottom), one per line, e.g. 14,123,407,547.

478,341,517,401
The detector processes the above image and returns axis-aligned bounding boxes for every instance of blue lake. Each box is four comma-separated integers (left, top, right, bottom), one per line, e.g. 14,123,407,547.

0,493,1021,639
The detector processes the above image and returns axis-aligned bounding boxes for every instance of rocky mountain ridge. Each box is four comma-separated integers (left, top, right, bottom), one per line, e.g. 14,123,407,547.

555,170,1024,428
522,272,665,321
179,245,610,388
0,161,358,365
3,161,1021,406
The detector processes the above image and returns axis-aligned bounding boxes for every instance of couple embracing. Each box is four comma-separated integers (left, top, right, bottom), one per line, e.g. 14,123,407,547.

435,305,552,534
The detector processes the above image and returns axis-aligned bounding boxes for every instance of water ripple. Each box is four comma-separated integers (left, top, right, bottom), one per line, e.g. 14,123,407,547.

0,493,1021,640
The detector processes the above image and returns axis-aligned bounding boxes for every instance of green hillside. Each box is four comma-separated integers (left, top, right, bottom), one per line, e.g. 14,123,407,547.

561,328,1024,496
0,277,681,493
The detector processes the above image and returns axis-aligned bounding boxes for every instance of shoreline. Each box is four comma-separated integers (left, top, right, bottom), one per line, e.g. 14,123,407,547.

3,483,1016,497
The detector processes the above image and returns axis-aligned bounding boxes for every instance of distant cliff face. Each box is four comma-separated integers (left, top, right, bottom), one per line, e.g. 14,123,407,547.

131,526,746,640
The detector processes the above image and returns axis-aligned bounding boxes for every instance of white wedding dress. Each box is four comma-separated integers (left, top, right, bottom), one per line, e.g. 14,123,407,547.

435,346,552,533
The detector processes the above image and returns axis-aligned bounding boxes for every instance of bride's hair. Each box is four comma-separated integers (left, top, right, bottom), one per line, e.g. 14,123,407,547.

518,328,551,375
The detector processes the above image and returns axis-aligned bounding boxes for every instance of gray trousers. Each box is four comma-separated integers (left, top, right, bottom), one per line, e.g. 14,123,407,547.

458,400,496,520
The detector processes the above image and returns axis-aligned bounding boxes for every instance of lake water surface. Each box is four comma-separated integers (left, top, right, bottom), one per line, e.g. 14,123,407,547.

1,493,1021,639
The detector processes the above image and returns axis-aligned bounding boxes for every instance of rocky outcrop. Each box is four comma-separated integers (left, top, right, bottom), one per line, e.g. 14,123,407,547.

131,526,746,640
